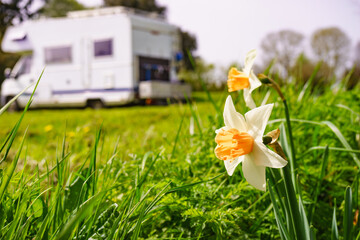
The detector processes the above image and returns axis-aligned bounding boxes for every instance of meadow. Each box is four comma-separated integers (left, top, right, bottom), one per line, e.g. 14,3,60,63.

0,80,359,239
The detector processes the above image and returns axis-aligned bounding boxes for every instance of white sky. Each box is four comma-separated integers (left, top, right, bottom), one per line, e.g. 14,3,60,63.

66,0,360,67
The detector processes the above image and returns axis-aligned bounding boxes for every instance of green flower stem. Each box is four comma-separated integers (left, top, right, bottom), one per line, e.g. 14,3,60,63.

269,141,306,239
263,76,297,186
262,76,307,239
282,164,307,240
283,99,297,186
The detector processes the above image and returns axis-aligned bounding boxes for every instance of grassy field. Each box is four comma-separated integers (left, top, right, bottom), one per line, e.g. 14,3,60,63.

0,84,359,239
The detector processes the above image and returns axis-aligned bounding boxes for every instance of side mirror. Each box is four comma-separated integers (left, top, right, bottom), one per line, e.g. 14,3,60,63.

4,68,11,78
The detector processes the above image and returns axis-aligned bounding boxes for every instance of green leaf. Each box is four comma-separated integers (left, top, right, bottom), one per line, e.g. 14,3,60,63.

298,196,311,240
344,187,353,240
331,201,339,240
308,146,329,224
0,83,33,115
0,128,28,202
54,193,103,240
268,179,291,240
269,119,360,167
64,175,85,212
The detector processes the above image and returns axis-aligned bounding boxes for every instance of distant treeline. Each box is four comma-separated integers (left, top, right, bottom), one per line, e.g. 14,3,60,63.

180,28,360,92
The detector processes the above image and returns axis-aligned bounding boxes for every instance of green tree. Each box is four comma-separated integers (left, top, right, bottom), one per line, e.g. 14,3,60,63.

0,0,36,86
179,30,197,70
261,29,304,77
177,58,214,91
342,65,360,90
342,42,360,90
311,27,351,73
104,0,166,15
40,0,85,18
291,53,333,92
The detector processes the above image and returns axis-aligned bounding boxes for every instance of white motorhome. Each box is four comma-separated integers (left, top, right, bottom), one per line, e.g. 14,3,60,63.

1,7,190,109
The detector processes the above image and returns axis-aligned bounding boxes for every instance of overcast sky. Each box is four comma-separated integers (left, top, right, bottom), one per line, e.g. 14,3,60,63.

68,0,360,67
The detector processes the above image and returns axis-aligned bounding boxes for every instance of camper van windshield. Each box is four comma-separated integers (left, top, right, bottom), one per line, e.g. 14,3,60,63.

12,55,32,78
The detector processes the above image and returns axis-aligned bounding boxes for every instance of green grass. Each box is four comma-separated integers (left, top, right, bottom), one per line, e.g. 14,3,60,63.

0,84,359,239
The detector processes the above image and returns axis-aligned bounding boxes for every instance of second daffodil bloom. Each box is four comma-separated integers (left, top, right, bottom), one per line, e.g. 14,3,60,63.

215,96,287,191
227,49,262,109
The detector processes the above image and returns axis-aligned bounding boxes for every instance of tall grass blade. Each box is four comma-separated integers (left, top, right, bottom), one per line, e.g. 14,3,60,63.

269,118,360,167
336,104,360,118
131,204,146,240
166,173,224,194
300,146,360,157
185,94,203,138
267,179,291,240
0,127,15,154
171,115,184,158
0,128,28,202
54,193,103,240
0,83,33,115
5,192,29,239
298,196,311,240
297,61,321,102
322,121,360,167
279,123,292,162
137,152,161,187
186,49,220,114
0,69,43,165
344,187,353,240
308,145,329,224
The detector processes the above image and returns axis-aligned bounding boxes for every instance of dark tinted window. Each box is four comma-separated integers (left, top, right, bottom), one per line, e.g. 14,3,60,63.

139,56,170,81
94,39,113,57
45,46,72,64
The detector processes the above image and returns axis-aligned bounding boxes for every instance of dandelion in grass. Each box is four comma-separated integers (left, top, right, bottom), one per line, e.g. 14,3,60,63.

215,96,287,190
67,131,75,138
227,49,261,109
44,124,53,132
83,126,90,134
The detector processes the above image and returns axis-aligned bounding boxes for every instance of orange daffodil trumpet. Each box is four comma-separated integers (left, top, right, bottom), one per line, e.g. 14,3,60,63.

215,96,287,191
227,49,261,109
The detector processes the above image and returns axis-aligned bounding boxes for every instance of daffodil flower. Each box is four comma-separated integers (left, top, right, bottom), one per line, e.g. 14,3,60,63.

227,49,262,109
215,96,287,191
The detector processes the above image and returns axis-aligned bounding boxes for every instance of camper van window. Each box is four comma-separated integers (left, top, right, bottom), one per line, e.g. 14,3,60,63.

45,46,72,64
139,56,170,81
94,39,113,57
15,55,32,77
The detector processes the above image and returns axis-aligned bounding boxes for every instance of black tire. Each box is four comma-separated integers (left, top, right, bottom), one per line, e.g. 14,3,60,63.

87,99,104,109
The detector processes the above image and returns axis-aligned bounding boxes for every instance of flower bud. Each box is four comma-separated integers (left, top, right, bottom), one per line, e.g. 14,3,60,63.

258,74,272,84
263,129,280,145
262,135,272,145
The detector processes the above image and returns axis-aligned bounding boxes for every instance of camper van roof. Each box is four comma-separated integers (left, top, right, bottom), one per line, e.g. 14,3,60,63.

67,6,165,20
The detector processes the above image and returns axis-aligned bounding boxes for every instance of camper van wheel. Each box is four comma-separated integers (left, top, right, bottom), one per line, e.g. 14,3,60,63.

5,96,20,112
87,99,104,109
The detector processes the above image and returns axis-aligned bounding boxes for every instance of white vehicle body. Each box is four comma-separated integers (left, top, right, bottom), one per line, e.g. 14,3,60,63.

1,7,190,108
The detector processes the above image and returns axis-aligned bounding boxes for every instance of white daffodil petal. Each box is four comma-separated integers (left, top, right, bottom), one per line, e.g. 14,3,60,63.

244,49,257,75
224,155,245,176
252,141,288,168
242,155,266,191
243,88,256,109
245,104,274,140
223,96,247,131
249,71,262,93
